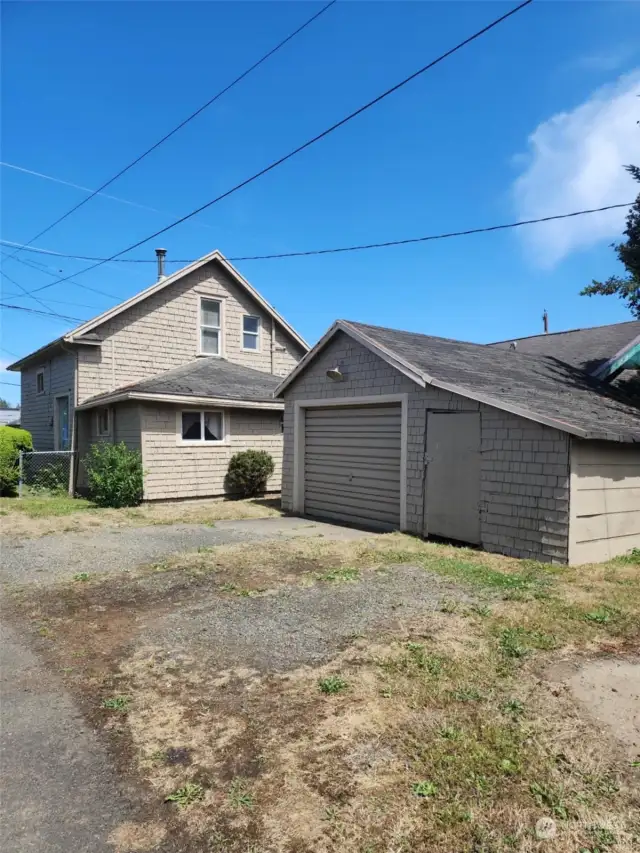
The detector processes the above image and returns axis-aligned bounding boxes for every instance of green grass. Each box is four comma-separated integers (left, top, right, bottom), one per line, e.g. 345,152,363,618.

0,494,96,518
317,567,361,582
165,782,205,807
318,675,349,695
228,778,254,809
101,695,131,712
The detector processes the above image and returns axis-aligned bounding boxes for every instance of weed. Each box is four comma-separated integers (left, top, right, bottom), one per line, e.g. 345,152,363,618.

469,603,492,618
165,782,204,807
439,725,461,741
499,628,529,659
73,572,90,581
101,696,131,712
318,675,349,695
197,545,215,554
529,782,569,819
228,778,254,809
219,583,256,596
587,825,616,848
451,686,483,703
317,567,360,582
150,749,167,763
405,642,444,675
439,597,458,614
584,606,619,625
412,780,438,798
501,698,525,718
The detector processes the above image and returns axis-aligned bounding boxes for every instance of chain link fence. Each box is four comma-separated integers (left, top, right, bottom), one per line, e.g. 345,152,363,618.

18,450,76,497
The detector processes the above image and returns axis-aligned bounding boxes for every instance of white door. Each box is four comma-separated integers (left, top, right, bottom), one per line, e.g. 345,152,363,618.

303,404,402,530
425,412,481,544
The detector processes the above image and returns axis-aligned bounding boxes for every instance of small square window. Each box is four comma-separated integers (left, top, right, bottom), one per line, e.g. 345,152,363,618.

242,315,260,350
36,369,45,395
96,407,111,437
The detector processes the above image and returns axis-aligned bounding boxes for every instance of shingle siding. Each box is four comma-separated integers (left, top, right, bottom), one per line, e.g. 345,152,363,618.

282,332,570,563
140,404,283,500
20,350,75,450
75,260,305,403
75,402,141,489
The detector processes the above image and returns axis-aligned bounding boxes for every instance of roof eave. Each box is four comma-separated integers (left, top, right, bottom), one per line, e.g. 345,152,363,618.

76,390,283,411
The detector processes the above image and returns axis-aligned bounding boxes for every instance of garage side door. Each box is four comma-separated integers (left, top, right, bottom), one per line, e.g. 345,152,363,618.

304,404,401,530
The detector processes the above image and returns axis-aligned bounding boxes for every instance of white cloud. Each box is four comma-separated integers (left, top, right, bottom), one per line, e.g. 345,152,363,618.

512,70,640,267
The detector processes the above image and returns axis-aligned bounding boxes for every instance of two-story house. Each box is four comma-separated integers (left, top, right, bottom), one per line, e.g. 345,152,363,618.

8,250,308,500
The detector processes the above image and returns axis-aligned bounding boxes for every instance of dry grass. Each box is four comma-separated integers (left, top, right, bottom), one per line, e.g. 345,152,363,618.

6,534,640,852
0,494,282,538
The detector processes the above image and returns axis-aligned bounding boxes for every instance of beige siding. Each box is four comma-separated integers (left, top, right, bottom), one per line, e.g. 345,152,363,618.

76,259,305,403
569,440,640,563
140,404,283,500
282,332,571,563
20,350,76,450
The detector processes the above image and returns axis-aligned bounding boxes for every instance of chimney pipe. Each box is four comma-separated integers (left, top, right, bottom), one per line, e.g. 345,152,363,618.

155,248,167,281
542,309,549,334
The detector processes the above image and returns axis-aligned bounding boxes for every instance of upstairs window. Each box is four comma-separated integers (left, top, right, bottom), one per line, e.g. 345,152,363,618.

242,315,260,350
180,410,225,444
36,369,45,395
200,298,221,355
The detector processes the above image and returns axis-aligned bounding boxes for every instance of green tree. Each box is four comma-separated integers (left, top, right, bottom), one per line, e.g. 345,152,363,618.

581,165,640,317
0,398,13,409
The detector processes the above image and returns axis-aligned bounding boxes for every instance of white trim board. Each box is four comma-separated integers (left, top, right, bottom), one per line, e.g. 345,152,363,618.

77,391,284,411
292,393,409,531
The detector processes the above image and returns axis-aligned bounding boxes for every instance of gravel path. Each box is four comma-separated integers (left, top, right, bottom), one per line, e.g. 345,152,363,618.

0,517,373,586
143,564,474,673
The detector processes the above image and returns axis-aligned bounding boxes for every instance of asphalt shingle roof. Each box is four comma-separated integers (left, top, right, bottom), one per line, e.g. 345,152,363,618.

84,358,281,406
343,321,640,443
489,320,640,372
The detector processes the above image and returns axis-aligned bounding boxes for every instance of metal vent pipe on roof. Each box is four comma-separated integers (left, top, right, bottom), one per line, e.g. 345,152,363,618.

543,309,549,334
155,248,167,281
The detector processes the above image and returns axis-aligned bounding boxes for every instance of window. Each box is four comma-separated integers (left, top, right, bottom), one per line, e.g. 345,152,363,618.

242,315,260,350
36,369,45,395
96,407,111,437
179,410,225,444
200,298,221,355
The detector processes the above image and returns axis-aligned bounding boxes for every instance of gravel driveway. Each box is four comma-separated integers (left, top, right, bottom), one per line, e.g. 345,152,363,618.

0,516,373,586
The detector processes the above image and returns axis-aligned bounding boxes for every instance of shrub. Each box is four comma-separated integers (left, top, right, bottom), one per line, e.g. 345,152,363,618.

84,442,143,508
0,426,33,496
225,449,274,498
33,460,68,494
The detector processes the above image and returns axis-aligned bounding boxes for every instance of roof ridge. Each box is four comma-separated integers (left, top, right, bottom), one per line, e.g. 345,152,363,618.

489,319,639,346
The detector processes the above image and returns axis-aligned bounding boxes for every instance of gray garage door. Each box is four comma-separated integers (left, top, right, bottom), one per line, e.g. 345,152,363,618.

304,403,401,530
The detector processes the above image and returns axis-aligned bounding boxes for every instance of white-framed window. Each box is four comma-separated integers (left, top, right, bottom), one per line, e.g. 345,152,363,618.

199,297,222,356
96,407,111,437
242,315,260,351
36,368,45,395
178,410,226,444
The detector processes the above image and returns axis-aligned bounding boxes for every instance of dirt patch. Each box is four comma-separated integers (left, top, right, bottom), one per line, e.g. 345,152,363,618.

547,657,640,761
107,820,167,852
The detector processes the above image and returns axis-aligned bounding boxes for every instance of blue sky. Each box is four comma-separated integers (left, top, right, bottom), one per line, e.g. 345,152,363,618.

1,0,639,405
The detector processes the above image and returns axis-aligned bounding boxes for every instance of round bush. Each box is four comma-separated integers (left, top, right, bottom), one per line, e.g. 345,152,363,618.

84,441,144,508
0,426,33,496
225,449,275,498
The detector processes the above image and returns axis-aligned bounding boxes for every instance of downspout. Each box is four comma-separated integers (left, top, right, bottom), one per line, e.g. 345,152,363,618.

270,317,275,374
61,341,78,495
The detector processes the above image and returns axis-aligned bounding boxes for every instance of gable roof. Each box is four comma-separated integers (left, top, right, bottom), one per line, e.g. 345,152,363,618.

276,320,640,443
77,357,283,410
489,320,640,374
7,250,308,371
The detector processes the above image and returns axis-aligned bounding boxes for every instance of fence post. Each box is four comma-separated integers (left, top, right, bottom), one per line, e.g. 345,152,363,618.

18,450,24,499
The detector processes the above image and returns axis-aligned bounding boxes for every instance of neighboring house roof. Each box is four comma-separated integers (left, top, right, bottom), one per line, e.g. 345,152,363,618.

489,320,640,374
7,250,309,371
76,357,284,411
0,409,21,426
276,320,640,443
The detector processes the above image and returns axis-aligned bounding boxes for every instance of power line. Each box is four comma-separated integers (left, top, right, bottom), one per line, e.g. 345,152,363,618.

28,0,533,296
3,201,629,269
6,1,336,261
0,381,21,387
0,302,85,323
0,268,79,320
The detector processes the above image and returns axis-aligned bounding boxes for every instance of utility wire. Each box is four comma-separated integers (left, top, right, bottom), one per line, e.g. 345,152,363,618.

28,0,533,296
6,1,336,261
0,302,84,323
3,201,629,268
0,381,21,387
0,268,79,320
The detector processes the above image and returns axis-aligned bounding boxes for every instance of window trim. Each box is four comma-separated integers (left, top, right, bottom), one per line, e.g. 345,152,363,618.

96,406,111,438
176,409,228,446
198,296,224,357
241,314,261,352
36,368,45,396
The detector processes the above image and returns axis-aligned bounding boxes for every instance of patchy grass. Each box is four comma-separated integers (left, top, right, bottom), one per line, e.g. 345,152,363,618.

5,532,640,852
0,495,282,537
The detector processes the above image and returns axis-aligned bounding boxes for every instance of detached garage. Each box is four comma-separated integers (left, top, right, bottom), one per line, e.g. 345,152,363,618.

277,320,640,565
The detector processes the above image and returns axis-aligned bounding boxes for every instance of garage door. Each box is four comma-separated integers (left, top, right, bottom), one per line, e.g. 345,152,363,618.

304,403,402,530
